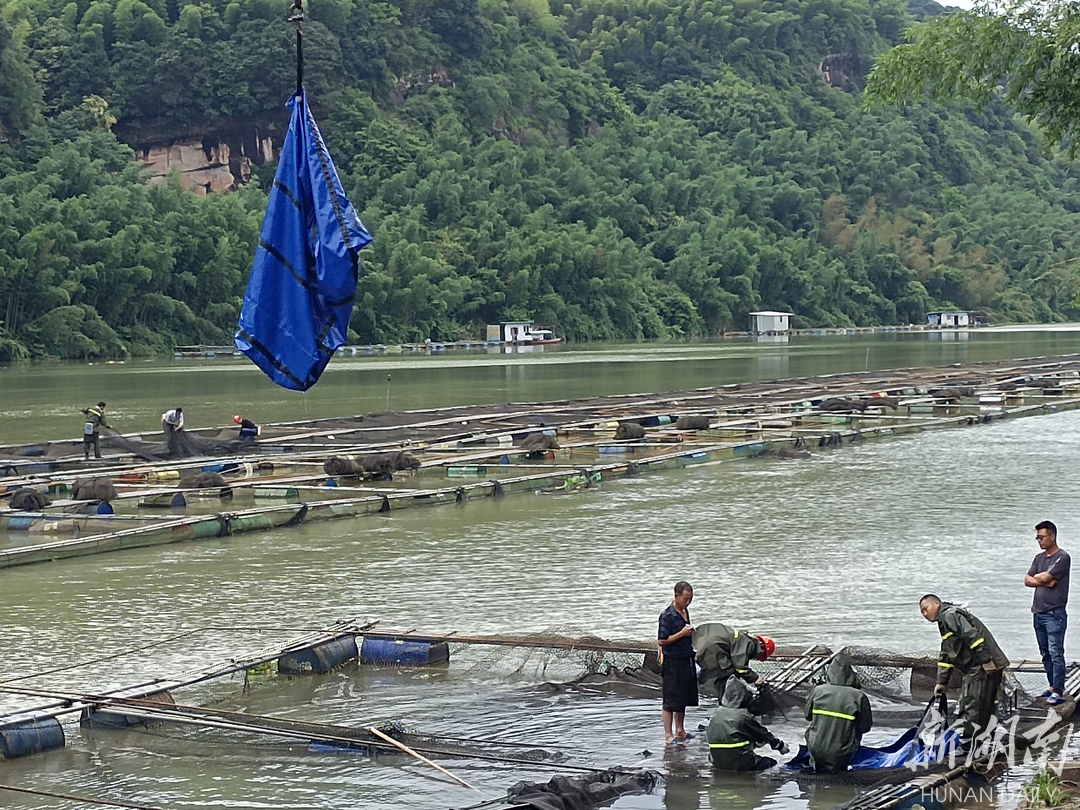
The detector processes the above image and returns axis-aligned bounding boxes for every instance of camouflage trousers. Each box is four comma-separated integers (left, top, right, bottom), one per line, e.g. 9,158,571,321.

957,666,1005,744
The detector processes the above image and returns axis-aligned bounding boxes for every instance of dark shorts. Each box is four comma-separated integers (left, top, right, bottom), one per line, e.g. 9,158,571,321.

662,656,699,712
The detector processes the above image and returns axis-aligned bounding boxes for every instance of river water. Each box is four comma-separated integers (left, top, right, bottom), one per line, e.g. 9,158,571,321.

3,328,1080,810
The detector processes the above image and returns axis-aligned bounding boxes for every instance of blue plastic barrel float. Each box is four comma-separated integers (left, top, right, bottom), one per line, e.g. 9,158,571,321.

308,740,378,755
0,717,66,758
359,637,451,667
446,466,487,478
81,691,176,729
14,461,58,474
278,636,359,675
640,415,673,427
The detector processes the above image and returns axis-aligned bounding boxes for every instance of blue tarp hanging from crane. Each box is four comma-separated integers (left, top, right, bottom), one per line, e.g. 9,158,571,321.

235,88,372,391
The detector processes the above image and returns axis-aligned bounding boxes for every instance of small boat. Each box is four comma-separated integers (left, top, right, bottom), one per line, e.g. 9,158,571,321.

527,327,563,345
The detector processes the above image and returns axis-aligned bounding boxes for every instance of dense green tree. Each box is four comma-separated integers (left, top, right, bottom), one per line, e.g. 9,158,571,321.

866,1,1080,157
0,14,41,130
2,0,1080,359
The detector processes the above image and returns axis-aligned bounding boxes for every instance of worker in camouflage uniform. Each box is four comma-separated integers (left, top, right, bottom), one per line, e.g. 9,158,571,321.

81,401,109,460
707,677,789,771
919,594,1009,750
693,622,775,699
804,653,873,772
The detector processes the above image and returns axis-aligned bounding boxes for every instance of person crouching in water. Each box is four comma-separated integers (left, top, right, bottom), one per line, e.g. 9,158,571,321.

804,653,873,772
708,678,789,771
694,622,776,699
233,415,260,439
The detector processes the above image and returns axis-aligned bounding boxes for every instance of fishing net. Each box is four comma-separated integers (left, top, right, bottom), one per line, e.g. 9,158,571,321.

177,472,229,489
99,429,251,461
675,415,711,430
99,432,168,461
7,488,51,510
356,635,953,709
352,634,1061,729
505,769,662,810
518,433,560,451
167,429,246,458
353,631,657,691
323,452,420,478
358,452,420,474
324,455,365,476
71,477,118,501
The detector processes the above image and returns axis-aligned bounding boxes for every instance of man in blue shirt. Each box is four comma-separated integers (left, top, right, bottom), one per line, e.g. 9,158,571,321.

1026,520,1071,705
658,581,696,745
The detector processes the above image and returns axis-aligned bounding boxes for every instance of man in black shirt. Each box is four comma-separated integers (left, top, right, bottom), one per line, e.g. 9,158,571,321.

1026,520,1071,705
658,581,696,745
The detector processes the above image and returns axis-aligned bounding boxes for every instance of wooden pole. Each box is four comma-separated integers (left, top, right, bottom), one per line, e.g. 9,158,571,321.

367,726,480,791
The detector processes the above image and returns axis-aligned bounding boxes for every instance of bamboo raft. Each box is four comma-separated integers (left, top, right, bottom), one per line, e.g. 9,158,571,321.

4,354,1080,568
0,624,663,776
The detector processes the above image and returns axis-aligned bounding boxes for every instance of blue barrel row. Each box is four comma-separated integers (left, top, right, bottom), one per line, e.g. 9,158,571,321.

278,636,450,673
0,636,449,758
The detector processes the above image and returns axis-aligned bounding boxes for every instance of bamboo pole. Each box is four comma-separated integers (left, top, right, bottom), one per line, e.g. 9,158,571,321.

0,683,605,774
367,725,479,791
0,783,162,809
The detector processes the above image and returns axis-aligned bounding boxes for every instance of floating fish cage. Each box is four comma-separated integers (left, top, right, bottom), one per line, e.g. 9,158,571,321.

0,622,1075,810
7,355,1080,571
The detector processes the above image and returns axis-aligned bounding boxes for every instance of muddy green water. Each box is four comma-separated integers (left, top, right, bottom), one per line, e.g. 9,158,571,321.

3,328,1080,810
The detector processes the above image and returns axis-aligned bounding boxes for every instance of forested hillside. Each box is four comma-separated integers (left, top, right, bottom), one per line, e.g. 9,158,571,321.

1,0,1079,358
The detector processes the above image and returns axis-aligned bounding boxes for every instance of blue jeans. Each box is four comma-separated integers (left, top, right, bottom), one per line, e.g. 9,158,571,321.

1034,606,1068,694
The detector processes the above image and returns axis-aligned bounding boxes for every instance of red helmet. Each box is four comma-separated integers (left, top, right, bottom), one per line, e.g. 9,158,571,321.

233,415,242,424
757,635,776,660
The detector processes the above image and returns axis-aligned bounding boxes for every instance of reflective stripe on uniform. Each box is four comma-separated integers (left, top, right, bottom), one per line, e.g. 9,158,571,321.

733,630,740,638
938,662,954,668
709,741,752,748
737,668,750,673
812,709,856,721
970,637,985,649
941,631,954,640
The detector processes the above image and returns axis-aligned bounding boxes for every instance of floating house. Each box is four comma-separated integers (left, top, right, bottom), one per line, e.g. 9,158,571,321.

486,322,562,344
926,311,987,328
749,311,793,333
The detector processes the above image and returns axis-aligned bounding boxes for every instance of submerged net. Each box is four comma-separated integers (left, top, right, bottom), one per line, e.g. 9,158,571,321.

360,634,942,713
362,635,1065,732
441,633,654,690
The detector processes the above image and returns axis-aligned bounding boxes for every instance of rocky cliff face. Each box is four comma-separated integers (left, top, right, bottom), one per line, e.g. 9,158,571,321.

136,132,274,194
818,53,863,91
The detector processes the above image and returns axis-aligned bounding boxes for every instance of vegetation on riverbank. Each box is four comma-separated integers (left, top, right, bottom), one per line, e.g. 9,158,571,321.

2,0,1080,359
1024,766,1067,808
